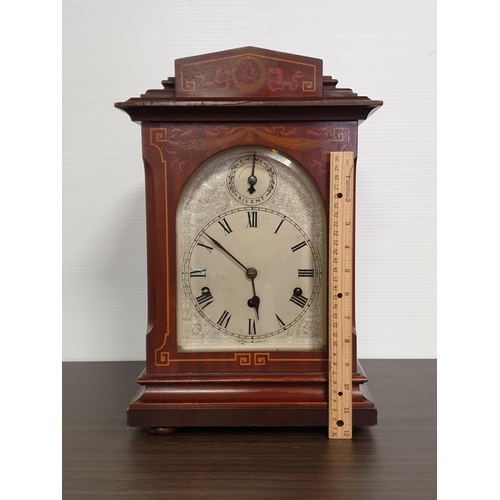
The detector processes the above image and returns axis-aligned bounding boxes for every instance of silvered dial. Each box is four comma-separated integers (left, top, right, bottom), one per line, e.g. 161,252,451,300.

182,207,322,341
176,145,326,351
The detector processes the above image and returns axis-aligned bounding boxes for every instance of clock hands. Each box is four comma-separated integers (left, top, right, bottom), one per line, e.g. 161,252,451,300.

247,153,257,194
247,268,260,320
204,233,248,272
248,294,260,320
204,232,260,319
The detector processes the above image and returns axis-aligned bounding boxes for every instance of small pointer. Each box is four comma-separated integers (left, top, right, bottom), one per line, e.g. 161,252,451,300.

247,153,257,194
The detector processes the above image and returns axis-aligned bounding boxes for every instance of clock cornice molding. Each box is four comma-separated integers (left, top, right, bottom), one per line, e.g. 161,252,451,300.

115,47,382,123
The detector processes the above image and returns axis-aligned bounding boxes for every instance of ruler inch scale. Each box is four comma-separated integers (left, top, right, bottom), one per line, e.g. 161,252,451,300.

328,151,354,440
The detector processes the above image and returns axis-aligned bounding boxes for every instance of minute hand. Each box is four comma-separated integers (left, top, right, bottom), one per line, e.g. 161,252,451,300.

204,233,248,271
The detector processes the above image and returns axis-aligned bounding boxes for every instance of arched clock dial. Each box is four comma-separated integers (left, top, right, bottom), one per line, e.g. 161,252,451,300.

182,207,322,341
176,145,327,352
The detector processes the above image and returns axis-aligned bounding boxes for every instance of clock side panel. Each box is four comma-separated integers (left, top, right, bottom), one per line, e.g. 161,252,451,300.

140,122,359,376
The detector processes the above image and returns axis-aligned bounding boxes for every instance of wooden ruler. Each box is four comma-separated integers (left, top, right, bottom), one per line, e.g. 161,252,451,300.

328,151,354,439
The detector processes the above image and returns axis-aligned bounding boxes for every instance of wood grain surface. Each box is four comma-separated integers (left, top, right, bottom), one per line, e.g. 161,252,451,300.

62,360,436,499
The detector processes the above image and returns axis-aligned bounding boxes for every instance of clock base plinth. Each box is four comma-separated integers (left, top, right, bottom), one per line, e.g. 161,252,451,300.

127,363,377,431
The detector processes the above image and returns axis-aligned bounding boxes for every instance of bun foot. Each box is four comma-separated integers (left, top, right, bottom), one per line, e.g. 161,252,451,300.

148,427,178,435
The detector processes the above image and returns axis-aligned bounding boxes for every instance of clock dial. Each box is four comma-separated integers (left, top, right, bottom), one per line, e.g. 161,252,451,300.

182,207,322,341
227,153,277,205
176,146,327,351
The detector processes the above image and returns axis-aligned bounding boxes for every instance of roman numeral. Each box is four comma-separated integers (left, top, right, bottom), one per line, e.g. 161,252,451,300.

276,314,285,328
190,269,207,278
291,241,307,252
298,269,315,278
218,218,232,235
196,291,214,309
248,319,257,335
197,242,213,252
247,211,258,228
290,294,308,308
216,310,231,329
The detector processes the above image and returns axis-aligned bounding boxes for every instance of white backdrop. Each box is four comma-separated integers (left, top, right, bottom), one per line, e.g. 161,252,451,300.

62,0,436,361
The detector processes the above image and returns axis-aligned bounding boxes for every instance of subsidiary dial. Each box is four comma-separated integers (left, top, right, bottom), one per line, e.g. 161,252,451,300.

227,153,277,206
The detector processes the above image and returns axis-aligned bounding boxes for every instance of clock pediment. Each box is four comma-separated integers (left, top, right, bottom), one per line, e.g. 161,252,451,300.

115,47,382,123
174,46,323,99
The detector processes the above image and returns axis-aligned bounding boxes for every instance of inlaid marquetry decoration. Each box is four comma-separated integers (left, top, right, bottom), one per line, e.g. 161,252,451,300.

175,46,322,98
149,126,351,174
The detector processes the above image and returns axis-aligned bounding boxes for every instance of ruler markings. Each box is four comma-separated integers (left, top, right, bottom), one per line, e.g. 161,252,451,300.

328,151,354,439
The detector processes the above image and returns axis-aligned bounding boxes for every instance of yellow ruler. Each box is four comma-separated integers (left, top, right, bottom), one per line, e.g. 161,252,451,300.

328,151,354,439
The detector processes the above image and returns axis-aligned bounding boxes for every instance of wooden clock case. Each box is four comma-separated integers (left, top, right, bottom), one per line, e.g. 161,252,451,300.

115,47,382,432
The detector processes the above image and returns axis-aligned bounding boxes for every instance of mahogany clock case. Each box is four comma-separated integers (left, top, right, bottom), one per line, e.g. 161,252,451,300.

115,47,382,431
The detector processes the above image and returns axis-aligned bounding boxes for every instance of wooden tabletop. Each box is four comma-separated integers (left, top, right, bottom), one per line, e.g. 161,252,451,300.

63,360,436,499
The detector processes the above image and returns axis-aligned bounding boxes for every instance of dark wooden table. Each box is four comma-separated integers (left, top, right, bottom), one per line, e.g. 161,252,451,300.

63,360,436,499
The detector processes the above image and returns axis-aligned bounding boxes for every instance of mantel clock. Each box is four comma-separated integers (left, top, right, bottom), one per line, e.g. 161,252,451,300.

115,47,382,433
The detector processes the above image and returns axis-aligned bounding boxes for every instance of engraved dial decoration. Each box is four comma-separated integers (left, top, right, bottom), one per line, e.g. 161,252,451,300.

227,153,277,205
176,146,327,351
182,207,321,341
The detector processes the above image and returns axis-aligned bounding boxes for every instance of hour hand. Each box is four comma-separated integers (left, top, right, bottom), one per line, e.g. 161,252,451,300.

247,295,260,320
248,272,260,319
